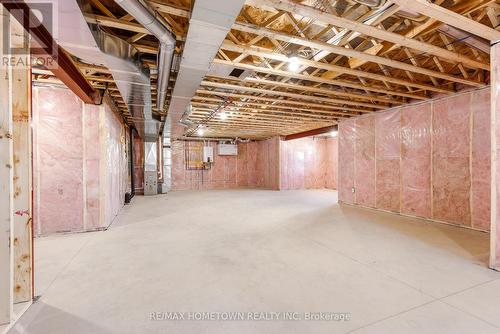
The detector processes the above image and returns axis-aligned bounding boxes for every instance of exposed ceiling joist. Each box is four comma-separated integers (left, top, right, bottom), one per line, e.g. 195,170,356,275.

391,0,500,42
246,0,490,70
231,22,485,87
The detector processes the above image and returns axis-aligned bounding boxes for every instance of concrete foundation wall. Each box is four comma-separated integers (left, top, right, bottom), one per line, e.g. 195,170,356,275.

338,88,491,232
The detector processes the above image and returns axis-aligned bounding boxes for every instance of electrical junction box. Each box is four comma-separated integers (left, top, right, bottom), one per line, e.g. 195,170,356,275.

144,171,158,196
218,144,238,156
203,146,214,163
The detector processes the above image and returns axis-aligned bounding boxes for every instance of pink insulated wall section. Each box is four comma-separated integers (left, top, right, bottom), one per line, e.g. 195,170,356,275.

172,136,338,191
280,137,338,190
33,86,129,235
171,137,280,190
491,43,500,270
338,88,491,232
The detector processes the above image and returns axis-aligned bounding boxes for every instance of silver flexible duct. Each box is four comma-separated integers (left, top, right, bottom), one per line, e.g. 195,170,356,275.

114,0,176,112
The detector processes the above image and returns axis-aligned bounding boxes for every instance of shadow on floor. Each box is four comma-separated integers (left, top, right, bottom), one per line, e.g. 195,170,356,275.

8,302,113,334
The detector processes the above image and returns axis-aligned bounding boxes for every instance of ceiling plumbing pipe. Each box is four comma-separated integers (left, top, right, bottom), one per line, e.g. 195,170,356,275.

114,0,176,112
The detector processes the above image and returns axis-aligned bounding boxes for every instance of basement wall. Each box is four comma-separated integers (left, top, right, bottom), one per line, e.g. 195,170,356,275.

33,86,129,235
338,87,490,232
171,137,280,190
280,137,338,190
172,136,339,191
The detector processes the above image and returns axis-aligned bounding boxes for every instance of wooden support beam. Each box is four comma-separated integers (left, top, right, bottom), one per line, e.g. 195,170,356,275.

148,0,190,18
214,58,430,102
195,89,371,113
0,8,14,325
248,0,490,69
84,13,185,41
391,0,500,42
231,23,486,87
200,80,385,110
191,103,343,120
220,40,441,96
239,76,402,104
11,16,32,303
2,1,100,104
84,13,149,34
284,125,337,141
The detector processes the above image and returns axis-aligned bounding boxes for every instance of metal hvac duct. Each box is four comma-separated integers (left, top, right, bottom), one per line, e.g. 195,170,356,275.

113,0,176,114
49,0,159,140
90,25,155,139
165,0,247,139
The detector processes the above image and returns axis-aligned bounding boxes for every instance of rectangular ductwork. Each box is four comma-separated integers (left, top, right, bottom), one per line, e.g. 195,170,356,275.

53,0,161,141
165,0,247,140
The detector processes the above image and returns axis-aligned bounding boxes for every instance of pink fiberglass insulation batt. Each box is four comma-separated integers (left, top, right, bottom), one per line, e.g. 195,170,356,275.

338,88,491,232
33,87,128,235
280,137,338,190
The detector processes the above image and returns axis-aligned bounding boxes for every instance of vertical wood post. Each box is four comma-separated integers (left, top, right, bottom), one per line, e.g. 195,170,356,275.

11,15,32,302
491,42,500,271
0,6,14,325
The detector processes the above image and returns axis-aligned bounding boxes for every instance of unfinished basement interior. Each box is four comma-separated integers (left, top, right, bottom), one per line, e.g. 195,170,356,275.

2,0,500,333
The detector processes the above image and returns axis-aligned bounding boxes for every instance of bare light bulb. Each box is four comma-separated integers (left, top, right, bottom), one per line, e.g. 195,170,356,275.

288,55,300,72
330,130,338,137
197,127,205,136
219,111,228,120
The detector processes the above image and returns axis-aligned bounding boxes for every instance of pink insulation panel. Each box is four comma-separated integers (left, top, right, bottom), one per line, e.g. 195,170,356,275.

246,141,259,187
33,87,128,235
103,102,127,226
325,137,338,190
83,104,101,230
493,43,500,269
171,141,240,190
171,137,292,191
279,137,337,190
401,104,432,217
338,88,490,232
471,89,491,231
33,87,84,235
354,116,376,207
375,110,401,212
432,94,471,226
338,118,356,204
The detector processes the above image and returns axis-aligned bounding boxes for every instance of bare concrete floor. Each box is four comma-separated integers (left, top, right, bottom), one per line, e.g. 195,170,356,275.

8,189,500,334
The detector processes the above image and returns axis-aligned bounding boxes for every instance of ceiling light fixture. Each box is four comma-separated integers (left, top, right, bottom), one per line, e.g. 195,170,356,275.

288,53,300,72
330,130,338,137
219,111,228,120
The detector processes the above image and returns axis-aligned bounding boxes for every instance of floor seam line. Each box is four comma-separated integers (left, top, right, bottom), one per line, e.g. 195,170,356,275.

305,237,439,300
37,236,93,300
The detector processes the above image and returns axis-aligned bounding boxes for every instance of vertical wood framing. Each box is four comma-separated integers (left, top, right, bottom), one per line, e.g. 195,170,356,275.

99,105,106,227
491,43,500,271
82,102,87,231
11,15,32,303
0,7,14,325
